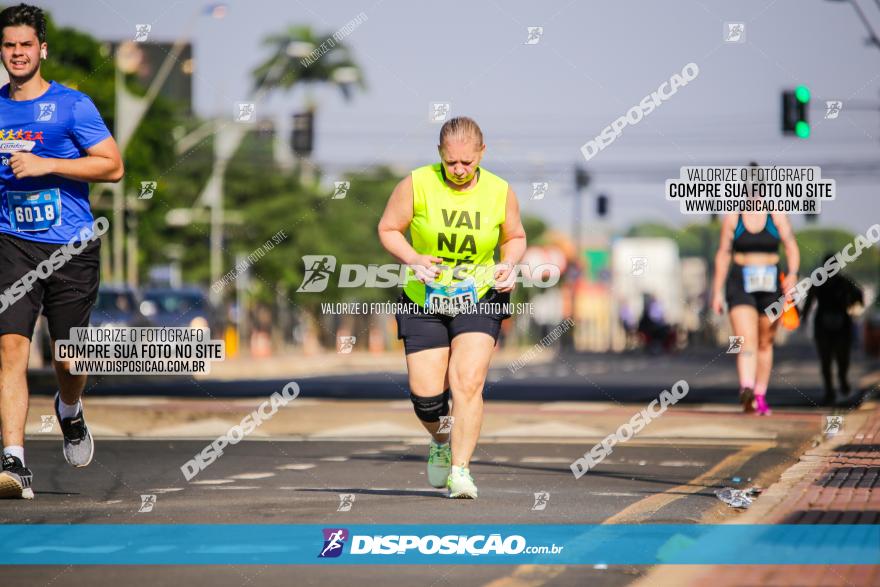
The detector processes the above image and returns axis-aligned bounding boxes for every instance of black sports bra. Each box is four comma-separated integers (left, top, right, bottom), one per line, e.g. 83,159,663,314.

732,214,780,254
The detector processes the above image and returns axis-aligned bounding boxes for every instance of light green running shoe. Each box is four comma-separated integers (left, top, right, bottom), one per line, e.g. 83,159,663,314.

427,440,451,488
446,465,478,499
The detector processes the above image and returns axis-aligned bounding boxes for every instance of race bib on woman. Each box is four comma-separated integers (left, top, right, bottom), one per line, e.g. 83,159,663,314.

742,264,777,293
425,278,478,317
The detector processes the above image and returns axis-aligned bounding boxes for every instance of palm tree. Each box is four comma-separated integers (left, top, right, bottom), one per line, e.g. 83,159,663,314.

251,25,365,173
252,25,365,100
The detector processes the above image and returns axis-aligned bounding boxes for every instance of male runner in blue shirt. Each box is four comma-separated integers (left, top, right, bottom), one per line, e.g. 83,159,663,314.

0,3,124,499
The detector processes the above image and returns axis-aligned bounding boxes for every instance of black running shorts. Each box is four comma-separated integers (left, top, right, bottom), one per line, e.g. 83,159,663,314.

725,262,783,314
394,289,511,355
0,232,101,341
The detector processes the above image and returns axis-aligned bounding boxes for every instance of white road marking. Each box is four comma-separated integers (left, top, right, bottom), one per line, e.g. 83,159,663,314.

320,456,349,462
277,486,444,493
276,463,316,470
597,459,649,466
658,461,706,467
519,457,575,464
229,472,276,480
208,485,261,490
148,488,184,494
190,479,234,485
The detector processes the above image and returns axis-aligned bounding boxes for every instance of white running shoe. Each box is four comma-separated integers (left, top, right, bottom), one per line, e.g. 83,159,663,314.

446,465,478,499
0,454,34,499
54,392,94,467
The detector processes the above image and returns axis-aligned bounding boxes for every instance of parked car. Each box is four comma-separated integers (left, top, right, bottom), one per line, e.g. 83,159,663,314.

142,287,223,335
91,285,152,328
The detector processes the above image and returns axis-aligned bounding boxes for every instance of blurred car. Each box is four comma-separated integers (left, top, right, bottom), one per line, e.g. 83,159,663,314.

141,287,223,334
36,285,150,365
91,285,152,328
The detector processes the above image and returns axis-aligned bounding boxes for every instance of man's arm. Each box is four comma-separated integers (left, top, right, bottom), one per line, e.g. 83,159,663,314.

9,136,124,183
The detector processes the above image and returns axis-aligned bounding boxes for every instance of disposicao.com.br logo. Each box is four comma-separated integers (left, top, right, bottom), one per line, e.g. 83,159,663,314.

317,528,563,558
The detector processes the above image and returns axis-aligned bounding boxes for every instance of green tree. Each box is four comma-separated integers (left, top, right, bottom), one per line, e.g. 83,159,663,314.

252,25,365,99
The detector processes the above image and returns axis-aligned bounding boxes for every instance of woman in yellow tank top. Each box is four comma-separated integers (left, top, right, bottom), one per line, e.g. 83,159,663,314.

378,117,526,499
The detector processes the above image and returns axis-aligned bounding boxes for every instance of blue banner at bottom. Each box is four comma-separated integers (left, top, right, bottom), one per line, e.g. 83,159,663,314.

1,524,877,565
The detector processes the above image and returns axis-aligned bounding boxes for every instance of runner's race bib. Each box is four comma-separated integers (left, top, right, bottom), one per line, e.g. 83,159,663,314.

6,188,62,232
425,278,478,317
742,264,777,293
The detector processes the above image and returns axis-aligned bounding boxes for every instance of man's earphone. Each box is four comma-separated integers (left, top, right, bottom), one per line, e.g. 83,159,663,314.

40,48,47,59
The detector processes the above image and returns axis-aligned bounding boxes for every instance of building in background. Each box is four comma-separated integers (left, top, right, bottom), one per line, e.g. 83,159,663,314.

108,41,193,114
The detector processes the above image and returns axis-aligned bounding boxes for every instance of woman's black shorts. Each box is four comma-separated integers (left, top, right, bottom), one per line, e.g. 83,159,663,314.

725,262,783,313
394,289,511,355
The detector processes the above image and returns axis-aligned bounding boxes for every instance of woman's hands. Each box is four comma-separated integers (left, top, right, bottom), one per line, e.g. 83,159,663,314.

409,254,443,284
711,289,725,315
493,262,516,293
782,272,798,302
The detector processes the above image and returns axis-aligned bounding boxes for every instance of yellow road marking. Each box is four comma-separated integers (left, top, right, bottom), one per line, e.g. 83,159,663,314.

604,441,774,524
481,441,775,587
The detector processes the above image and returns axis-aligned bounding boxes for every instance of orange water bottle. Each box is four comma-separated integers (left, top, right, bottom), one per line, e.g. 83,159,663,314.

779,271,800,330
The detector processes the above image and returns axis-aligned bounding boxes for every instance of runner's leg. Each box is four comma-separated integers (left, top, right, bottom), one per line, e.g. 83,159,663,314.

729,305,759,388
0,334,31,452
755,314,778,395
406,346,450,443
835,327,852,396
815,326,835,400
50,339,88,405
447,332,495,468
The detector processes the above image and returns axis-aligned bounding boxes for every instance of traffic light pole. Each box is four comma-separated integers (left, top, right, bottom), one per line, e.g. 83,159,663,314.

569,166,590,344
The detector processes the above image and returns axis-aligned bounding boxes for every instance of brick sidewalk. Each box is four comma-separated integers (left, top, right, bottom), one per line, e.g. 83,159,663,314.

689,402,880,587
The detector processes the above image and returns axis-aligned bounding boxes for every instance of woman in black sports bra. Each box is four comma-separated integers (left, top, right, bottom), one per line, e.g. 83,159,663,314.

710,181,800,415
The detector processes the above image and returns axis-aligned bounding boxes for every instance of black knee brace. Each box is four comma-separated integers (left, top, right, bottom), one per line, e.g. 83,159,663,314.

410,389,450,423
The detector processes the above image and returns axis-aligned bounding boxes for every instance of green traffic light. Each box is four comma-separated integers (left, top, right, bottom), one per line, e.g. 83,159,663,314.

795,121,810,138
795,85,810,104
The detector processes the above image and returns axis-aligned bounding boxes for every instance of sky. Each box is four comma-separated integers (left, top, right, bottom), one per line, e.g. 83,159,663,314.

40,0,880,237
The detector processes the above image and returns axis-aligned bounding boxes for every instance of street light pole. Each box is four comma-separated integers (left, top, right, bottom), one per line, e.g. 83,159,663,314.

111,4,225,285
201,46,304,296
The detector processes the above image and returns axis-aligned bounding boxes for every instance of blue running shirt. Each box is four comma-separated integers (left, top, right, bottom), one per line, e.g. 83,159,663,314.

0,81,112,244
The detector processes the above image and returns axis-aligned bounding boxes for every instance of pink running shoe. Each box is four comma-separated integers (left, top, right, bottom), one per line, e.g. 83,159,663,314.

755,395,772,416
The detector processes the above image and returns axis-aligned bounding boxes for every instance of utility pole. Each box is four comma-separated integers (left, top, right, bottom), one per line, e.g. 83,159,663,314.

568,166,590,348
110,4,225,284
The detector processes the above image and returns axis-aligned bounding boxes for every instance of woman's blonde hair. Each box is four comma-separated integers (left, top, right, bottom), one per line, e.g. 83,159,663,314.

439,116,484,148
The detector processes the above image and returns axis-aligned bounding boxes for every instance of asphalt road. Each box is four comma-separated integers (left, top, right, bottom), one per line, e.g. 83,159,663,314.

27,345,872,409
2,431,810,587
5,345,872,586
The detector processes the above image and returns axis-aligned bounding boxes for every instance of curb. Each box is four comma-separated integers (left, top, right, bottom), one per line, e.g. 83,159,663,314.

629,395,877,587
